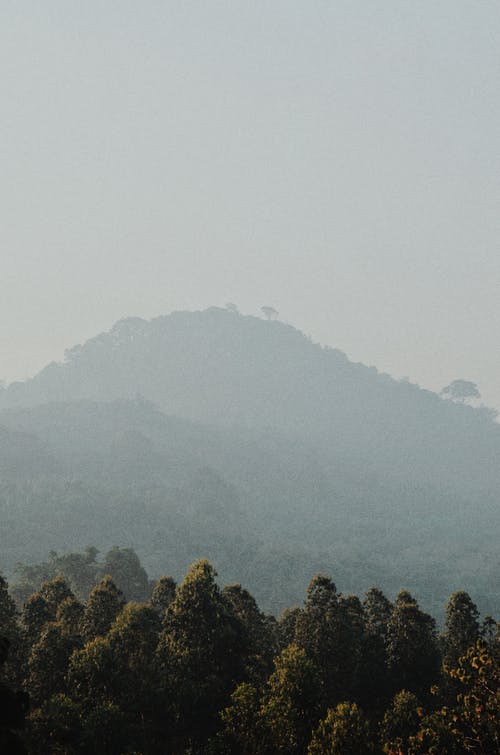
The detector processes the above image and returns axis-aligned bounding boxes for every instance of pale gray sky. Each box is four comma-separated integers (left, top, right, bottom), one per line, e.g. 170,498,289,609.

1,1,499,407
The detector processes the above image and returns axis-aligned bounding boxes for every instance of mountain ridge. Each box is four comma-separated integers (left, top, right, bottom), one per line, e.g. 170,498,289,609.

1,308,499,614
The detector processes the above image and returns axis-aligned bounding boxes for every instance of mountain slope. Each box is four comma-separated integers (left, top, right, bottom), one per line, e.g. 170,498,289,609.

1,309,499,614
2,308,499,488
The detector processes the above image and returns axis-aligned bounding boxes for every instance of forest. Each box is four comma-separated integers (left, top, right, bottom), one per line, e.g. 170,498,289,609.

1,309,499,752
1,308,499,617
0,549,498,753
3,0,499,750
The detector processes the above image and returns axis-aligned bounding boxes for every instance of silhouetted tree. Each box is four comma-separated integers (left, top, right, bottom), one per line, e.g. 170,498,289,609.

441,379,480,403
0,576,23,685
223,583,276,682
295,575,360,706
261,306,279,320
0,636,29,755
100,547,151,602
386,591,440,698
357,587,393,709
442,590,480,666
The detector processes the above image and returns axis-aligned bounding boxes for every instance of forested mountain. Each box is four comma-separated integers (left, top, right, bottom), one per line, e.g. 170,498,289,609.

2,307,499,494
0,308,499,615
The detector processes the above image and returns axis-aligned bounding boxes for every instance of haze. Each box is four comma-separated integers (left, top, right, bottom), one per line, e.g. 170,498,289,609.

1,1,499,407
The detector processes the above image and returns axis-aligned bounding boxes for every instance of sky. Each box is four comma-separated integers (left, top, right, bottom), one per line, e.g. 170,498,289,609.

1,1,499,408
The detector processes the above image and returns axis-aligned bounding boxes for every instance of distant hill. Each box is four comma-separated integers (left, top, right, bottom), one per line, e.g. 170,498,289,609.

0,308,499,614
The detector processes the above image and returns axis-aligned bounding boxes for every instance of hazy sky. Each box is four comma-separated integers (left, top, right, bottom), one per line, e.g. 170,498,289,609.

1,2,499,407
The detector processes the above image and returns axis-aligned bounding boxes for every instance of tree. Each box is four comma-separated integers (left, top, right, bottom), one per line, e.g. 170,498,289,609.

39,575,75,619
481,615,499,649
100,547,151,602
21,594,51,647
27,623,79,705
0,576,17,637
277,606,302,651
69,603,162,751
441,379,480,403
26,693,81,755
380,690,421,754
56,597,84,638
308,702,374,755
157,560,246,748
410,641,499,754
261,306,279,321
357,587,393,709
0,575,22,685
12,549,99,605
442,591,480,666
223,583,276,683
81,576,125,641
386,591,440,698
150,575,176,615
294,575,360,706
218,682,264,754
260,643,321,754
0,636,29,755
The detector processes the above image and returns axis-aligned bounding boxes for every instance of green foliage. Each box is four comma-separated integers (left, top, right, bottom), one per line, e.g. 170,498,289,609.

27,622,79,705
357,587,393,709
294,576,363,706
81,575,125,640
1,558,499,754
307,702,374,755
39,575,75,619
260,643,322,754
386,591,440,698
150,575,176,615
222,583,276,683
277,606,302,650
21,593,51,646
0,574,22,684
380,690,422,754
438,641,499,753
56,596,84,637
158,559,247,747
442,591,481,666
0,575,17,637
219,682,265,754
69,603,162,751
26,693,81,754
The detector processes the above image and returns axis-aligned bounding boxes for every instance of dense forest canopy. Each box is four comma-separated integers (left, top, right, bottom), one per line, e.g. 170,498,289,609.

0,308,499,616
0,556,498,753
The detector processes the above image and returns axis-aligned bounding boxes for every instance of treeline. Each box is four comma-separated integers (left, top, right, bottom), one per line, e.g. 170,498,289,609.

1,557,498,754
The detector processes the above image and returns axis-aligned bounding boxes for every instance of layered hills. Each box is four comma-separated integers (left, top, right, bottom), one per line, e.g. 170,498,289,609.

1,308,498,614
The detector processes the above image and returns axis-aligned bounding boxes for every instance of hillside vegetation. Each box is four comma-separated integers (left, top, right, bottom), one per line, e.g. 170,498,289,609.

0,308,498,615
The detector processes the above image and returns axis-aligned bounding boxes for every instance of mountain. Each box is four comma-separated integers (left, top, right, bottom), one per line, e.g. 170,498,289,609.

0,308,499,614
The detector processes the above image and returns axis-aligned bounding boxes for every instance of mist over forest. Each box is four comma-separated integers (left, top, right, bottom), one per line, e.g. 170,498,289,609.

1,307,498,617
2,1,499,749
